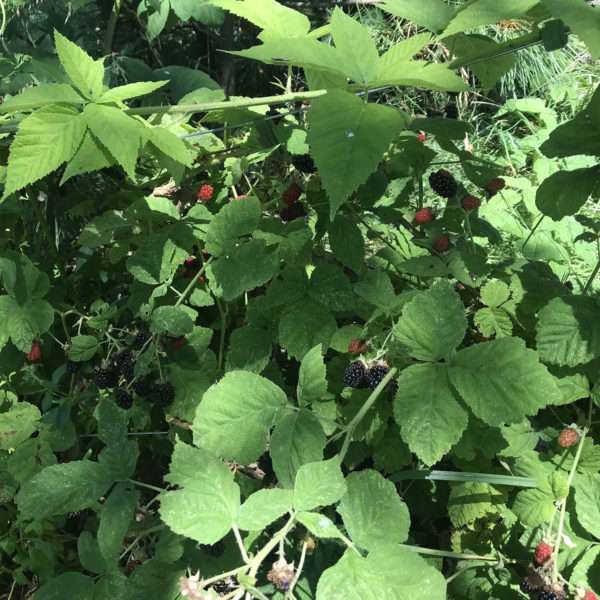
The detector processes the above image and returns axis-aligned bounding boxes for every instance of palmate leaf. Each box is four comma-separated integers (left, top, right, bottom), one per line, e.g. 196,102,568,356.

370,61,469,92
3,105,86,199
98,80,168,104
378,0,453,34
0,84,85,113
60,130,115,185
307,90,404,218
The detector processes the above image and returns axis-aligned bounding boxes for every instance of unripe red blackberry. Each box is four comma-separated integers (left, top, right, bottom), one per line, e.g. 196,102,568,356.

26,341,42,361
433,235,450,252
115,389,133,410
415,207,434,225
282,183,302,206
485,177,506,195
461,195,481,210
429,169,457,198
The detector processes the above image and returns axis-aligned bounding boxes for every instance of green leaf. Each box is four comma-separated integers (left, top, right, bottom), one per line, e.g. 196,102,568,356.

170,0,224,23
138,0,170,40
394,364,468,466
237,488,293,530
126,232,188,285
293,457,346,512
329,324,364,353
448,481,507,527
306,90,405,218
271,409,326,489
60,131,115,184
161,442,240,544
540,114,600,159
330,7,379,85
394,279,467,361
378,0,453,33
441,0,539,38
371,61,469,91
97,397,128,446
574,473,600,540
3,105,86,199
474,307,513,337
536,296,600,367
449,338,561,425
328,215,365,273
211,0,310,42
83,103,145,179
204,196,261,256
98,484,140,564
449,34,515,94
78,531,106,574
354,271,395,311
68,335,99,361
278,299,337,361
16,461,113,519
98,80,168,103
0,296,55,351
536,167,600,221
54,30,104,99
0,401,40,451
78,210,132,247
150,306,194,335
297,345,328,406
147,126,192,166
295,512,344,539
480,279,510,307
337,470,409,550
34,572,94,600
408,117,471,140
542,0,600,60
194,371,288,464
308,264,354,311
512,487,556,527
208,240,278,301
0,84,84,112
226,325,272,373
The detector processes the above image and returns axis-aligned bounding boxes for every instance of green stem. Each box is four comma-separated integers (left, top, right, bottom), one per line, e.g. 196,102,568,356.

247,513,296,580
582,238,600,296
417,169,424,211
338,368,397,462
232,524,250,563
104,0,122,54
118,524,164,560
28,194,84,312
522,214,544,249
174,257,213,308
552,397,592,583
463,211,476,253
127,479,166,493
124,90,328,117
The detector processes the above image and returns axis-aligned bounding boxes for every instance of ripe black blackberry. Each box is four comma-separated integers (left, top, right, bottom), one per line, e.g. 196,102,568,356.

200,540,225,557
116,351,136,382
153,380,175,408
280,201,306,222
388,379,399,397
343,361,368,388
114,389,133,410
94,366,117,389
520,577,535,594
429,169,457,198
133,330,152,350
445,102,459,119
367,365,390,390
66,357,82,373
292,153,316,174
133,376,151,399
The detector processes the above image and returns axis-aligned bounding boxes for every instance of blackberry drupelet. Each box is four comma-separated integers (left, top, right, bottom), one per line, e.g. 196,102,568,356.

115,389,133,410
343,361,368,388
280,201,306,222
94,366,117,389
292,153,316,174
429,169,457,198
153,381,175,408
367,365,390,390
133,330,152,350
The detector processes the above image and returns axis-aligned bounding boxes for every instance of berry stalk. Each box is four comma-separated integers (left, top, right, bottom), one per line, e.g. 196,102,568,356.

551,397,593,583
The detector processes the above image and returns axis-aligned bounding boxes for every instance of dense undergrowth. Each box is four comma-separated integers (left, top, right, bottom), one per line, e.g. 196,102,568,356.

1,1,600,599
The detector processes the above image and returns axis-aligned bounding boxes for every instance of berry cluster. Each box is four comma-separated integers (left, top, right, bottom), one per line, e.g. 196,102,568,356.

26,341,42,361
415,207,434,225
292,153,316,174
282,183,302,206
342,360,398,394
280,201,306,222
429,169,457,198
197,184,213,201
557,427,579,447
